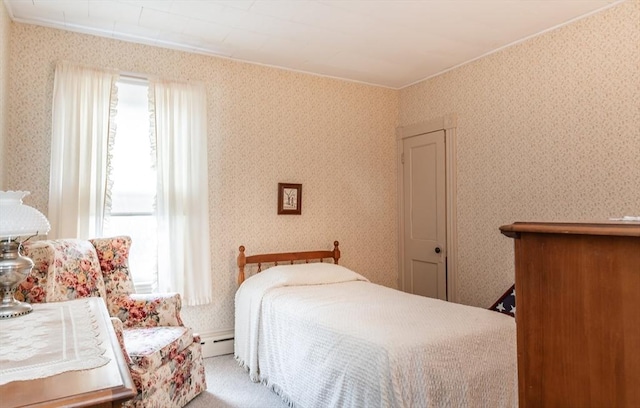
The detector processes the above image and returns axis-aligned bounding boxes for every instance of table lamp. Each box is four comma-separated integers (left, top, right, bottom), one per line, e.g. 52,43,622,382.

0,191,51,318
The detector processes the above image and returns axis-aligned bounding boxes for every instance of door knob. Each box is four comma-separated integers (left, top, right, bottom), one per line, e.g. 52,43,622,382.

435,247,441,254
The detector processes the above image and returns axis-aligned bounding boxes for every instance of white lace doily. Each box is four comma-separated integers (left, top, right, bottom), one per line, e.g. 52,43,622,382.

0,298,110,385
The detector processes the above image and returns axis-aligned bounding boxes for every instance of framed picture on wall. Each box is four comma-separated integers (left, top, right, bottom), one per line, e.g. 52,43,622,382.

278,183,302,215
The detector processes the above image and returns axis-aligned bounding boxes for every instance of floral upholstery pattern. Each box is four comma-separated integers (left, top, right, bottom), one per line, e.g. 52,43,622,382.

19,236,206,408
111,317,133,366
111,293,184,328
124,326,195,370
15,243,51,303
127,341,206,408
90,236,135,295
21,239,107,302
90,236,183,328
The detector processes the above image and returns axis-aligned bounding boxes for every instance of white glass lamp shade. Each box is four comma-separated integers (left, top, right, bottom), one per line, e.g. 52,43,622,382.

0,191,50,239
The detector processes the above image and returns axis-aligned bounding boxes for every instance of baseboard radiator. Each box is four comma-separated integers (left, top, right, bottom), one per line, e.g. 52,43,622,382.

199,329,234,358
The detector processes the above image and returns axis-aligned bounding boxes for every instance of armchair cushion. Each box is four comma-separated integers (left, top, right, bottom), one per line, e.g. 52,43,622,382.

124,326,196,371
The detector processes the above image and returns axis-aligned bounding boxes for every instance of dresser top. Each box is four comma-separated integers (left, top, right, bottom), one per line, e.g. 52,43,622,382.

499,221,640,238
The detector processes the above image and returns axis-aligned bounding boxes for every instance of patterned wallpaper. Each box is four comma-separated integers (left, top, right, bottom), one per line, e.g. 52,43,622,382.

0,2,9,188
6,1,637,332
399,0,640,308
5,23,399,333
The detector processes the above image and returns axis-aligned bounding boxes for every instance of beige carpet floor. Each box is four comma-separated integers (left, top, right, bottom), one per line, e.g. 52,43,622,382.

185,354,290,408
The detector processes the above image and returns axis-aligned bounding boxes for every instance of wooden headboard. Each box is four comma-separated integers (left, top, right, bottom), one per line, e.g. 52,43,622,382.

237,241,341,285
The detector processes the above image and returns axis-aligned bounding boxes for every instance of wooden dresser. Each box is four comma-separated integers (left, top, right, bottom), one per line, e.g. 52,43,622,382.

500,222,640,408
0,298,136,408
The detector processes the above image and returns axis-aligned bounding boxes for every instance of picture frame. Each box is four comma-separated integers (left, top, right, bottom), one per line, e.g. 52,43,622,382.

278,183,302,215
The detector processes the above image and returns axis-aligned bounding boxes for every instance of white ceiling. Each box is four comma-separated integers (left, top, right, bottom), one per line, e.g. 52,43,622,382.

4,0,622,88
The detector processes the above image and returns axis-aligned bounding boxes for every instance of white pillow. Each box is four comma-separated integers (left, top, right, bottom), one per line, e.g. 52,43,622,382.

243,262,369,288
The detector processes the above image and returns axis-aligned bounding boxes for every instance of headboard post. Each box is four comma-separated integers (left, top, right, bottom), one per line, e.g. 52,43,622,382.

333,241,340,264
237,246,246,286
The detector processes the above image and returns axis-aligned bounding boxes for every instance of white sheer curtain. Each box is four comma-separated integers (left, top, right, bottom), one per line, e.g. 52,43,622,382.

150,79,212,306
48,61,119,239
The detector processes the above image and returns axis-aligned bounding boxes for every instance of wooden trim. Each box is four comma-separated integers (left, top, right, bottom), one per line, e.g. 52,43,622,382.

396,139,404,291
444,120,458,303
237,241,341,285
396,114,457,140
500,221,640,237
396,113,459,302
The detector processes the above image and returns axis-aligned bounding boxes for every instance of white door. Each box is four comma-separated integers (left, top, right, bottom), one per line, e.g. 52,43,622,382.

402,130,446,300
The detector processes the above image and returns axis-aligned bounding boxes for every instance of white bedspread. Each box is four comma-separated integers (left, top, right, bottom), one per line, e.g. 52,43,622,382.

235,263,517,408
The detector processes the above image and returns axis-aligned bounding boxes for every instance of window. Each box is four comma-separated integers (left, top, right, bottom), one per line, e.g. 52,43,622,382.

50,61,212,305
104,79,158,292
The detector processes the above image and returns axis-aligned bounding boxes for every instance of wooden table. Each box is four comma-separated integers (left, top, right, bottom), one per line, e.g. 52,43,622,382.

0,298,136,408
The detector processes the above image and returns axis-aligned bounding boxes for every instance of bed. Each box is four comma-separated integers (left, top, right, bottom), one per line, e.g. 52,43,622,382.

234,242,517,408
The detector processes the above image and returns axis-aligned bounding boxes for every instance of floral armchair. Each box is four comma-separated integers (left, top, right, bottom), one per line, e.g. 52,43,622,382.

16,236,206,408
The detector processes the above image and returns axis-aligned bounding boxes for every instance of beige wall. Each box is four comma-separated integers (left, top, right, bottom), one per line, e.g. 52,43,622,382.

399,0,640,308
0,2,9,188
7,1,638,333
6,23,399,333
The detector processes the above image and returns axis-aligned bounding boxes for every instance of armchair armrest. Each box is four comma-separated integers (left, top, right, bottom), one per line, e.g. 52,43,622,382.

110,293,184,328
110,317,133,366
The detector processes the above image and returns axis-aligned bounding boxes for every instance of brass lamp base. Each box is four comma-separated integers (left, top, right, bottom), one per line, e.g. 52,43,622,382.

0,239,34,319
